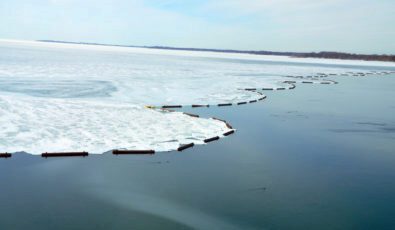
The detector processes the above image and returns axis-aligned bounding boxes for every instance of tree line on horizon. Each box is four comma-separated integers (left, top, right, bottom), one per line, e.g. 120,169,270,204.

39,40,395,63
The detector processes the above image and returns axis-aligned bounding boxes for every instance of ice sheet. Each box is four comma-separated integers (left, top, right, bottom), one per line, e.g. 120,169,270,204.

0,39,393,155
0,94,229,154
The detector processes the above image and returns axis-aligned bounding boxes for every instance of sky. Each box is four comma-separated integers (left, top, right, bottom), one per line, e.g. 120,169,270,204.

0,0,394,54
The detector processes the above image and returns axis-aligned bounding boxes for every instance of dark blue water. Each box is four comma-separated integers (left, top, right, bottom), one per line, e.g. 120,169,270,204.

1,75,395,229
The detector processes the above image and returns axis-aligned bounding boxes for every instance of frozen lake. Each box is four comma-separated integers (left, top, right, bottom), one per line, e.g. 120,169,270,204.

0,39,394,155
1,71,395,229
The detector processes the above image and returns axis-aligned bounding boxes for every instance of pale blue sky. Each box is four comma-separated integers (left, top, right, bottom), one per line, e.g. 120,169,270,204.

1,0,394,54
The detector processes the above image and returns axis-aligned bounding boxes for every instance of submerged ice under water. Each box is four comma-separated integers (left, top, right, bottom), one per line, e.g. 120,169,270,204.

0,40,394,155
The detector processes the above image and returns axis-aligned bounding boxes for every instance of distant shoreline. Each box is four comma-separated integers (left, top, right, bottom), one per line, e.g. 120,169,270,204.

38,40,395,63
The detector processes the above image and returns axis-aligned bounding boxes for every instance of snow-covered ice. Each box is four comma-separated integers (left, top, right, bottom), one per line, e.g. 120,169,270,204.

0,94,229,154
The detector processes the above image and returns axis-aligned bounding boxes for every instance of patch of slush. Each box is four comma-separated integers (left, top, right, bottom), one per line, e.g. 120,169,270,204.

0,79,116,98
0,95,229,155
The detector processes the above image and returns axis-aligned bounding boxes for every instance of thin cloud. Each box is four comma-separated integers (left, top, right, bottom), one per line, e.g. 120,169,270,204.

0,0,394,53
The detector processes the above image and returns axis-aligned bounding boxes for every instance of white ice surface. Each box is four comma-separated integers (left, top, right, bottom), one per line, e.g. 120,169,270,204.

0,94,229,154
0,39,393,154
3,39,395,68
